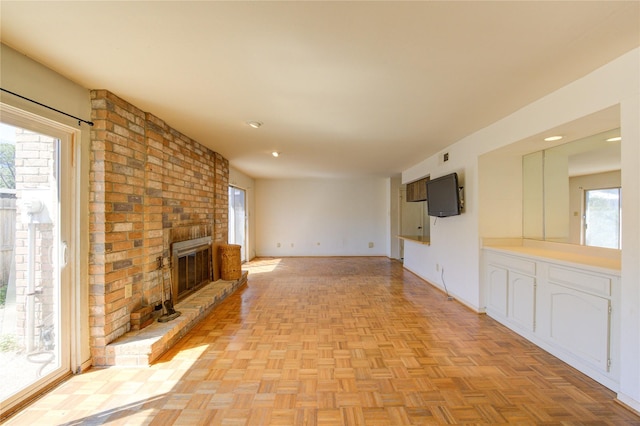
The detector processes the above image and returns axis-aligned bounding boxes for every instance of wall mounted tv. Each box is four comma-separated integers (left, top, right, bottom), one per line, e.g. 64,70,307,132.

426,172,462,217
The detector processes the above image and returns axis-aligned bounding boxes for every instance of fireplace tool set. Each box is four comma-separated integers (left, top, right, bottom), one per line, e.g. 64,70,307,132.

157,256,181,323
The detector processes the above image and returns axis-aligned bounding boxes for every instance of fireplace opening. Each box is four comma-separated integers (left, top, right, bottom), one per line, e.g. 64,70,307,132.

171,236,212,301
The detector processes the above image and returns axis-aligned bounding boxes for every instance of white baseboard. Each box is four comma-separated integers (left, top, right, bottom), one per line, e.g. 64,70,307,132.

616,393,640,416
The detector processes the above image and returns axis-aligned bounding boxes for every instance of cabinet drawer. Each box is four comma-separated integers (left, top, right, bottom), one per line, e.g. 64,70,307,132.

487,253,536,276
547,265,611,297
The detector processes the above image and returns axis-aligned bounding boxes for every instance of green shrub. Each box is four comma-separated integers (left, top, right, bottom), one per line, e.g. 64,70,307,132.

0,334,20,352
0,284,6,307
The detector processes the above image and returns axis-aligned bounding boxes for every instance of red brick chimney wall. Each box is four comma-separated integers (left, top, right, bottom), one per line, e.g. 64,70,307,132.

89,90,228,365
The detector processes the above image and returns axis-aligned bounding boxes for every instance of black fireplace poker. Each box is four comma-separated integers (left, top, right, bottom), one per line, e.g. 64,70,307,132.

157,256,181,323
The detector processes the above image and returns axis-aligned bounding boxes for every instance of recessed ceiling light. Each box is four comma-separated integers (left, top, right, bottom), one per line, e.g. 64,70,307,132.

544,135,563,142
247,121,262,129
606,136,621,142
272,151,279,157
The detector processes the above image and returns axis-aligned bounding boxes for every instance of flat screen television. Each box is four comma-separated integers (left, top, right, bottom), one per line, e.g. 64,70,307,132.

426,172,462,217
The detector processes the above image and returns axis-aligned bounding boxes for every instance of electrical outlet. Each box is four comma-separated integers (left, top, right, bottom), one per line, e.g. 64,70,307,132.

436,263,440,272
291,243,294,247
443,152,449,162
368,242,374,248
277,242,281,248
125,283,132,298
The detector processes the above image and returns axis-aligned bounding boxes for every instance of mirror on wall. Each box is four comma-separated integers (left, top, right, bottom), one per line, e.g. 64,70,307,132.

523,128,621,248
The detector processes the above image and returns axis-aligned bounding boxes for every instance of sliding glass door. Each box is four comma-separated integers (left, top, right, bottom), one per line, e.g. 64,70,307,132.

0,108,75,418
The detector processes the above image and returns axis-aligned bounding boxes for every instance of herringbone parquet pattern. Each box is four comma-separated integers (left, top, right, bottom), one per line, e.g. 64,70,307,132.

6,257,640,425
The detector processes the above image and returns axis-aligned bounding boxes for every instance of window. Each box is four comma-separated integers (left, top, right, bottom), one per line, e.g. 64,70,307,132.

584,187,621,249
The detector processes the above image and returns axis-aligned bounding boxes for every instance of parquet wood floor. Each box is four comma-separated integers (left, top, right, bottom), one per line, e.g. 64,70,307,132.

6,257,640,425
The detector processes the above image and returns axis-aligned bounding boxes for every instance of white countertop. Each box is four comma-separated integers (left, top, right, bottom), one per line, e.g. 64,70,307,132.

398,235,430,245
483,239,621,274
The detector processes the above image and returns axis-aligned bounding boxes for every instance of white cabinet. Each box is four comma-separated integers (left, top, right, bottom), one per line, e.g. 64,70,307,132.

482,248,619,390
537,263,614,375
484,252,536,332
486,264,508,316
545,283,610,371
509,272,536,332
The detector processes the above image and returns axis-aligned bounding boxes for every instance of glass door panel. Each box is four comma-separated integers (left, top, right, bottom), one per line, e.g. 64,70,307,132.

0,120,70,416
228,186,247,262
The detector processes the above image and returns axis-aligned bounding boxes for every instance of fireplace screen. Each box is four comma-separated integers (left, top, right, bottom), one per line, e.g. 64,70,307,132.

172,236,212,300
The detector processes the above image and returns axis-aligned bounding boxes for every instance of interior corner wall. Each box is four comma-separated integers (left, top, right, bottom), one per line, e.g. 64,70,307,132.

0,43,92,371
229,167,256,261
254,178,388,257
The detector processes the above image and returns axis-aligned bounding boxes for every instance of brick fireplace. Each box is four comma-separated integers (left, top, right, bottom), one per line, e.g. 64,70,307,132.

171,236,212,301
89,90,229,365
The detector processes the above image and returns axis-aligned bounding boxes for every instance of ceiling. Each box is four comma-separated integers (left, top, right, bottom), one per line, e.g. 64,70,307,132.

1,2,638,179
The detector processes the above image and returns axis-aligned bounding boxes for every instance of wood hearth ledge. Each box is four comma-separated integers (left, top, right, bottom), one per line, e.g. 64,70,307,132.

103,272,248,367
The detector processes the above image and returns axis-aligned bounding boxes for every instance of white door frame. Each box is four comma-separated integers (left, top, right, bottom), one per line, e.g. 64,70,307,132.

0,103,80,418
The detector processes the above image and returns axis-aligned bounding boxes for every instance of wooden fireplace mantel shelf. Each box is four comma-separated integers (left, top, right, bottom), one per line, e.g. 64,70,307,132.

104,271,248,367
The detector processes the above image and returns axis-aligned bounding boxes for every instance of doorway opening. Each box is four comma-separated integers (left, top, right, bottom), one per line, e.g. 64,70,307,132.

228,186,247,263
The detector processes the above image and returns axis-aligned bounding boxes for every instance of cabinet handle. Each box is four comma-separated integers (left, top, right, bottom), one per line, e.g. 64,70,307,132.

61,241,68,267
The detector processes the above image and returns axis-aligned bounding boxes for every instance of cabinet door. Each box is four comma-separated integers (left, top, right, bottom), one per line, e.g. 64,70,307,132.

486,265,508,317
508,272,536,332
406,178,427,202
547,283,610,372
417,178,427,202
406,181,415,202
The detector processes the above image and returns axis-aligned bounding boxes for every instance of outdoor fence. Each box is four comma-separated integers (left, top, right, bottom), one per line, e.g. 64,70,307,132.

0,192,16,304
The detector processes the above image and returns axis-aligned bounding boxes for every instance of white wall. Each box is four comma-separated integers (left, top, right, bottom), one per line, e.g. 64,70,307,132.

1,44,92,371
619,81,640,413
403,162,478,309
388,175,402,259
255,178,388,256
402,48,640,411
229,167,256,260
